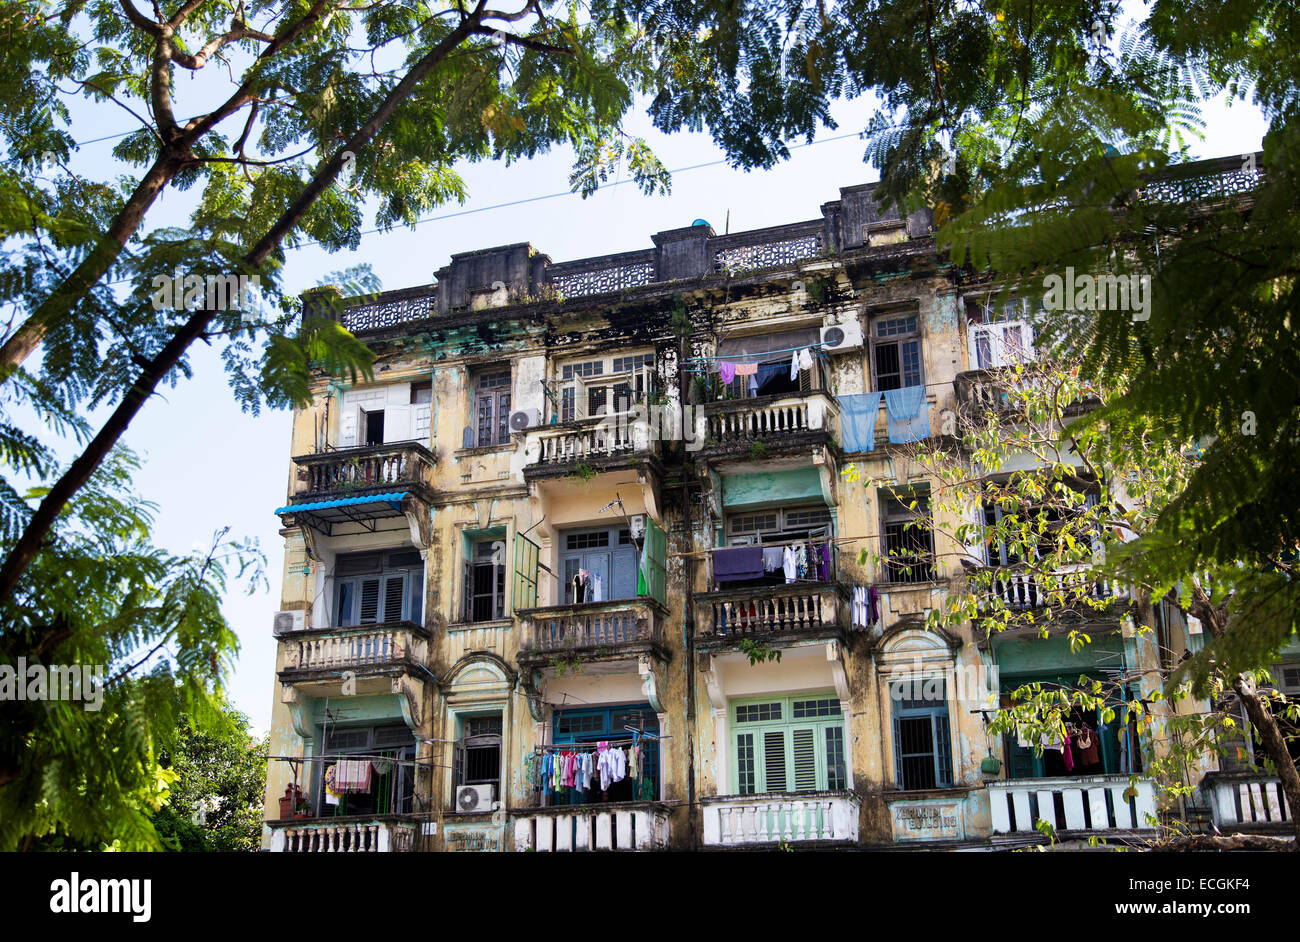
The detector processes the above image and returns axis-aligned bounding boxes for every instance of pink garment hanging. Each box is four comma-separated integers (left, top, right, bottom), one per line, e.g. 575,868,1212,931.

718,361,736,384
733,362,758,376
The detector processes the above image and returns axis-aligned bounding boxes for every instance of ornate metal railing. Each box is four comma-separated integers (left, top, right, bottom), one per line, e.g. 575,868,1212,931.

547,251,657,298
711,221,826,274
338,285,437,332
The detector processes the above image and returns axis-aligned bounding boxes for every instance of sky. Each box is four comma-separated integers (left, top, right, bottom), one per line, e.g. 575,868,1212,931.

18,53,1270,734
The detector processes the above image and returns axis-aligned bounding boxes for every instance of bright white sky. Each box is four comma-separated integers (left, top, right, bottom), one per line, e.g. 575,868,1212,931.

27,54,1270,733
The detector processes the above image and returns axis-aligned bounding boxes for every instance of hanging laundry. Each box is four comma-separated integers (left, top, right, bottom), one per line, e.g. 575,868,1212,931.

762,546,785,574
333,759,373,793
798,348,814,372
836,392,884,452
790,349,800,380
591,572,604,602
718,361,736,384
597,743,614,791
795,543,809,579
748,375,759,396
782,545,797,584
713,546,764,583
851,586,869,629
868,585,880,625
883,385,931,444
734,362,758,376
817,543,830,582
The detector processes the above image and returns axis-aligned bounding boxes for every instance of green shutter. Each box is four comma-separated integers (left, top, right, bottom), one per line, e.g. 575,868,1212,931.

792,727,818,791
637,518,667,606
512,532,540,611
763,730,787,792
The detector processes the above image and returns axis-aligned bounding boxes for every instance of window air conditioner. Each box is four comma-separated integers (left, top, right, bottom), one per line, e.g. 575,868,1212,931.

272,610,305,635
820,321,864,352
509,409,540,432
456,784,495,813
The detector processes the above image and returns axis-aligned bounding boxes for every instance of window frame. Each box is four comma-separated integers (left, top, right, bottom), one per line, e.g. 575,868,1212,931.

555,351,655,422
730,693,847,795
890,677,954,791
464,537,507,623
879,490,936,584
473,371,512,447
333,549,424,627
869,312,924,392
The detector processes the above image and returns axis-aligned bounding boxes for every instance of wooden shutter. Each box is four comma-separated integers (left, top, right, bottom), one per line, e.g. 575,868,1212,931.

382,574,405,622
512,532,540,610
891,712,905,789
735,732,756,794
637,518,667,606
934,712,954,786
452,740,465,788
339,405,358,447
462,559,473,622
358,578,380,623
792,727,818,791
762,730,787,792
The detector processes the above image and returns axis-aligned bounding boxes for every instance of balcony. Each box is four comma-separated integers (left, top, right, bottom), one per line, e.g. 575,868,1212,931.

517,599,667,667
698,392,839,460
988,775,1158,837
976,565,1125,613
276,620,431,694
701,792,860,846
267,815,417,852
523,416,660,482
694,582,846,649
281,442,437,534
1202,772,1292,831
511,802,671,852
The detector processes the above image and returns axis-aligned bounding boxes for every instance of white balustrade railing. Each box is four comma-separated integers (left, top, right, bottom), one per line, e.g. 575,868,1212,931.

270,819,415,852
707,394,834,441
988,776,1157,835
535,423,641,464
986,567,1123,610
513,804,670,852
1205,775,1291,828
701,793,859,845
282,623,424,672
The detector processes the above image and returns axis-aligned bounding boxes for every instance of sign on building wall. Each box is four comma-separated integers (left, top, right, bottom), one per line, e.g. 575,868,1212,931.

442,821,506,852
889,800,966,842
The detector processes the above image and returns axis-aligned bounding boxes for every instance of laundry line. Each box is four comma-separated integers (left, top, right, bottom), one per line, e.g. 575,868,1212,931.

668,533,877,561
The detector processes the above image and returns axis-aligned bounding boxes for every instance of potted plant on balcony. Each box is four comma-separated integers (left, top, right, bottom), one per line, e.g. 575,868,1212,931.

293,797,314,819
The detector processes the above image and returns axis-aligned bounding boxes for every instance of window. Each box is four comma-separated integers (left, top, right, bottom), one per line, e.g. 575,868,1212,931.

720,506,834,589
410,381,432,404
725,506,832,544
550,706,659,804
318,724,415,817
891,679,953,790
363,408,385,446
871,313,923,391
716,328,822,400
967,295,1038,369
557,352,655,422
560,526,638,603
454,714,502,801
333,549,423,627
732,694,847,794
464,538,506,622
474,371,512,447
1001,678,1140,779
879,491,936,583
982,485,1102,568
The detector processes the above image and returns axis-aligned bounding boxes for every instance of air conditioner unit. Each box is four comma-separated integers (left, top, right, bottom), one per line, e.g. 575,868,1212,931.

629,514,646,540
509,408,540,432
456,784,494,813
272,610,305,635
820,321,864,352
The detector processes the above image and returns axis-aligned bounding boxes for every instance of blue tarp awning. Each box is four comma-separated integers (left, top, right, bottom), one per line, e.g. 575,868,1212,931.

274,492,409,516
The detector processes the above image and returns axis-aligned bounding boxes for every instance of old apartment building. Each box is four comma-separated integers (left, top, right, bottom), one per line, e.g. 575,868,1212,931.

261,154,1295,851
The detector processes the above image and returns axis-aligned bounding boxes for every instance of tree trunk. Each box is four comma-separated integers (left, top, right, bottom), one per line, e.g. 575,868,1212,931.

0,150,188,373
1232,672,1300,840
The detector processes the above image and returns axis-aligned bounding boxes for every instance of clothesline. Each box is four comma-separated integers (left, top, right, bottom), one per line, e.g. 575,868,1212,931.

533,735,669,752
669,533,872,561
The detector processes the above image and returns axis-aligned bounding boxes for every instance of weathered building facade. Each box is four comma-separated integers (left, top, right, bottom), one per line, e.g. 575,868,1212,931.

261,156,1293,851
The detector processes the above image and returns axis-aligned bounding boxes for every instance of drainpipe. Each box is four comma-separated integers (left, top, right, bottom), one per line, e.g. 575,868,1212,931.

679,322,698,848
